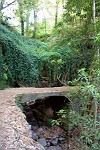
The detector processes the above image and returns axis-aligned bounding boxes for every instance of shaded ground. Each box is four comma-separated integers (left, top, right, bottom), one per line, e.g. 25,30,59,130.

0,86,72,150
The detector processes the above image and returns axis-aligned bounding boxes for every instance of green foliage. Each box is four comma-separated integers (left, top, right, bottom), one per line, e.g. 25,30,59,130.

0,44,8,89
0,22,64,87
57,109,81,131
48,25,95,84
95,33,100,43
0,23,44,86
0,51,3,80
51,119,60,126
0,21,96,87
55,0,99,87
52,68,100,149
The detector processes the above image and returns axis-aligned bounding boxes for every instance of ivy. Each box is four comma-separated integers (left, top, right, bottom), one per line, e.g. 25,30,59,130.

0,22,95,88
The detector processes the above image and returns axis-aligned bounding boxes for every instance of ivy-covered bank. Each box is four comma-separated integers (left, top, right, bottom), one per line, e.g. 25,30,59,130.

0,22,95,89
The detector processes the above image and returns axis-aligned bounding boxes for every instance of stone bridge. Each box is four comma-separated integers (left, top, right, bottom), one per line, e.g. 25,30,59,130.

0,86,75,150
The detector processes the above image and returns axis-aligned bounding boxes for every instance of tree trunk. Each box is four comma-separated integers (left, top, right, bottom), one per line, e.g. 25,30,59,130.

44,18,47,35
92,0,99,129
55,0,59,28
62,0,65,7
18,2,24,36
33,10,37,38
26,13,30,36
93,0,96,23
0,0,5,11
21,18,24,36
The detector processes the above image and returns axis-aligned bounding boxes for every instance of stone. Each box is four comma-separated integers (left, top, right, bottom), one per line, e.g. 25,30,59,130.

28,125,32,130
46,140,51,147
0,141,6,150
31,131,38,140
38,138,47,147
48,146,62,150
31,125,38,131
55,146,62,150
58,137,65,143
51,137,58,146
38,127,44,132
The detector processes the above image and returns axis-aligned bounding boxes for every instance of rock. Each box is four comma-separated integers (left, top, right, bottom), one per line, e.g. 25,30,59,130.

58,137,65,143
46,140,51,147
0,141,6,150
47,146,62,150
51,137,58,146
38,138,47,147
31,125,38,131
55,146,62,150
38,127,44,132
28,125,32,130
29,130,32,138
31,131,38,140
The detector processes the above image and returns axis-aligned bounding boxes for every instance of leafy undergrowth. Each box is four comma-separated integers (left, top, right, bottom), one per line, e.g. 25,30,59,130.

0,22,95,89
52,69,100,150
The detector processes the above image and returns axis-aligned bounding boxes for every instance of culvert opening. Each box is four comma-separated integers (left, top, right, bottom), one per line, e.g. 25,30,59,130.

16,94,70,149
23,96,70,127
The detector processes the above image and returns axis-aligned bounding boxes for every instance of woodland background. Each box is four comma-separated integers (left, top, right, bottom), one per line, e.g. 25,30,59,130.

0,0,100,149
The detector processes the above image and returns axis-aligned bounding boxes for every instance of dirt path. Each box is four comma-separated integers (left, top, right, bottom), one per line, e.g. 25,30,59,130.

0,86,71,150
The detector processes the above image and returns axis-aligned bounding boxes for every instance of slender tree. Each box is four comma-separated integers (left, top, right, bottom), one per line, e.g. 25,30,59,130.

18,1,24,35
25,12,30,36
55,0,63,28
32,9,38,38
92,0,99,129
55,0,59,27
15,0,39,36
93,0,96,23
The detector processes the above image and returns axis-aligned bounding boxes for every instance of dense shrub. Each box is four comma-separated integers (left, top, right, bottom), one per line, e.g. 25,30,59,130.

0,23,59,87
0,23,42,86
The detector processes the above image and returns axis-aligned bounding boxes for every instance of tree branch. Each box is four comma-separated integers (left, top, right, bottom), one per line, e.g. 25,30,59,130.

0,0,16,11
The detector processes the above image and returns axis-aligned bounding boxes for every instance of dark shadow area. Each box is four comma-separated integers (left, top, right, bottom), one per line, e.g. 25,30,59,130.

23,96,70,127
